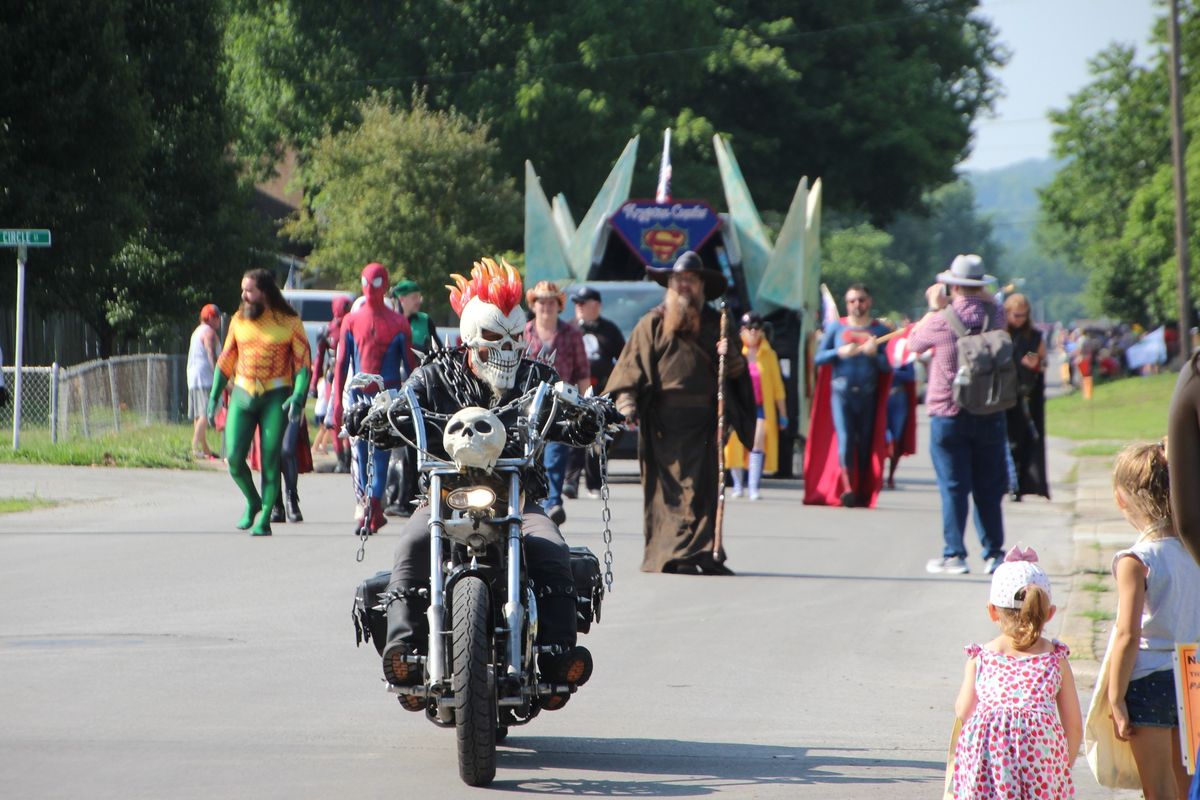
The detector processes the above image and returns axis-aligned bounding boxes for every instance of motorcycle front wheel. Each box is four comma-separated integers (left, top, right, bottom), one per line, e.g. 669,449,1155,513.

451,576,497,786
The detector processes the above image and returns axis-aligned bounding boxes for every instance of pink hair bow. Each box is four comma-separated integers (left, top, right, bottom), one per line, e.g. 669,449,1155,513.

1004,545,1039,564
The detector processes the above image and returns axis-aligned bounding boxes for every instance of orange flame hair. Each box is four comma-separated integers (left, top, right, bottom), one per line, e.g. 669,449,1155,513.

447,257,524,317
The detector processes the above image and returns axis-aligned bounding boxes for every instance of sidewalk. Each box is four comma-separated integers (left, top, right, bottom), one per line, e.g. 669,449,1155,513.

1058,446,1145,799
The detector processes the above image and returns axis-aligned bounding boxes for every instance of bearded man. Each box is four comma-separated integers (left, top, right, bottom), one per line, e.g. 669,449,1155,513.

207,268,311,536
604,251,755,575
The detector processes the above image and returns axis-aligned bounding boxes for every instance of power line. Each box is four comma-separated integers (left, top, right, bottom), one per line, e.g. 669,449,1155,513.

294,8,975,90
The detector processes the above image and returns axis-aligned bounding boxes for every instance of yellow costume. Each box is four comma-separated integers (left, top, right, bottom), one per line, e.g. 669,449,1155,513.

209,309,311,536
724,338,786,475
216,311,310,390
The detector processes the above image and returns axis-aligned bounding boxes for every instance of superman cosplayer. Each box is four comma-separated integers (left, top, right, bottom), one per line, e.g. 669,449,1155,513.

803,285,891,508
331,263,414,534
207,269,311,536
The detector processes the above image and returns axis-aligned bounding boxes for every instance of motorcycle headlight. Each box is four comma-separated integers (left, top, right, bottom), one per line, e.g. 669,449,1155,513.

446,486,497,512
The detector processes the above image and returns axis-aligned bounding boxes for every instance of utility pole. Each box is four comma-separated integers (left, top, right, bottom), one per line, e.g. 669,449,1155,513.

1169,0,1193,358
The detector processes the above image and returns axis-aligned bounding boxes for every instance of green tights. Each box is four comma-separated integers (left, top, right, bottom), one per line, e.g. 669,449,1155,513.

224,385,289,536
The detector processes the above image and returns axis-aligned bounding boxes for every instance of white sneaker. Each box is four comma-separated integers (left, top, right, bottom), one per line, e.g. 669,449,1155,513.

748,491,760,501
926,556,969,574
730,488,744,498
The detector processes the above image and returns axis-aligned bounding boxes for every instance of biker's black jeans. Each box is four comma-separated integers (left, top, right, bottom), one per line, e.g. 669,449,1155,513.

385,503,578,654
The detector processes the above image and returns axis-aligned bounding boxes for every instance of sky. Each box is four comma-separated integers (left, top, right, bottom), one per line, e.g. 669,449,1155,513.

962,0,1161,173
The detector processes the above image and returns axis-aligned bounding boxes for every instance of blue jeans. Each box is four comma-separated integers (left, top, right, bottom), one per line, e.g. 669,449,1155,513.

542,442,571,510
929,412,1007,560
350,388,390,501
831,387,875,475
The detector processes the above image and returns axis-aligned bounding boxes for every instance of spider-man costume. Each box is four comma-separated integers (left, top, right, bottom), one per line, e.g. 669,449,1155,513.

332,262,414,532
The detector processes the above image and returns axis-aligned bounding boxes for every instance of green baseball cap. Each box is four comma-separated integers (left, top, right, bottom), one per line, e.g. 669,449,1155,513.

392,279,420,296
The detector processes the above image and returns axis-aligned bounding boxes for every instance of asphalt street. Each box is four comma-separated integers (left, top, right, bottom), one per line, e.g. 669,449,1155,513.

0,424,1119,799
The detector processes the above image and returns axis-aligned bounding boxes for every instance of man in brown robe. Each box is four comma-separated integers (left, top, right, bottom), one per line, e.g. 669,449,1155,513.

605,251,755,575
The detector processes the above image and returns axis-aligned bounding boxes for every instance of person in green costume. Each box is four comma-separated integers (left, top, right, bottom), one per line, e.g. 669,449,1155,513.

207,269,311,536
391,279,440,352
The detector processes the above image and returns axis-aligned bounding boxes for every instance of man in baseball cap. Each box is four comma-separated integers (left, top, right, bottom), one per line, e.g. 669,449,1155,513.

563,286,625,499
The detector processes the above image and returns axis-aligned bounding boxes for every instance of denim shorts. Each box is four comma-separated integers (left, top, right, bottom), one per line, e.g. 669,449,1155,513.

1125,669,1179,728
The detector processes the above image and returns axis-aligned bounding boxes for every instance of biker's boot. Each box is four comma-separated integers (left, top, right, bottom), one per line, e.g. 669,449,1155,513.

538,645,593,711
285,490,303,523
382,588,428,712
748,450,765,501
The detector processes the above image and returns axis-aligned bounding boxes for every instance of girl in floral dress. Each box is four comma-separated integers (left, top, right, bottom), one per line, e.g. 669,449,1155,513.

952,546,1083,798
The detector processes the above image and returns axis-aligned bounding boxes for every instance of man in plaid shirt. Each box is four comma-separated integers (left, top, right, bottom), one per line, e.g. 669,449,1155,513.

907,255,1008,576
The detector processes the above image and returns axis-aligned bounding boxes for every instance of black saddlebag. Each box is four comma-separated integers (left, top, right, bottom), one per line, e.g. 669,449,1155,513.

352,570,391,656
569,546,604,634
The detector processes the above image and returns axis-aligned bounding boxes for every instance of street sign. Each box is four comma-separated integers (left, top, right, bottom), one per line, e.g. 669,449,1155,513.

0,229,51,247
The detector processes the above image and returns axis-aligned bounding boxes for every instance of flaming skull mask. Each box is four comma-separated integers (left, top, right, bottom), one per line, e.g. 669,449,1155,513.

448,258,527,393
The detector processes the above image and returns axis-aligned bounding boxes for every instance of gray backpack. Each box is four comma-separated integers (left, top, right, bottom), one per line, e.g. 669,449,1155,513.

942,306,1017,415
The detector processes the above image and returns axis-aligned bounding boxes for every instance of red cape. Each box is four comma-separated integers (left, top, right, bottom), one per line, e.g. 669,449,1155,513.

895,380,917,458
248,422,313,474
802,364,892,507
885,331,918,458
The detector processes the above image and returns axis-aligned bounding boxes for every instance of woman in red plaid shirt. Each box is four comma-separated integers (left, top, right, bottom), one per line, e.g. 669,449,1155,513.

525,281,590,525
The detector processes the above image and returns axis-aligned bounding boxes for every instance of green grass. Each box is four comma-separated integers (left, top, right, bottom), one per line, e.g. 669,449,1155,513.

0,423,197,469
1046,372,1177,441
1080,609,1116,622
0,496,57,514
1069,443,1126,457
1080,580,1111,593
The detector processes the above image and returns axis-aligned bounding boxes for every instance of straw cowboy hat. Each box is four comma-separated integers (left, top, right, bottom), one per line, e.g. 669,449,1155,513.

936,254,996,287
525,280,566,311
645,250,728,301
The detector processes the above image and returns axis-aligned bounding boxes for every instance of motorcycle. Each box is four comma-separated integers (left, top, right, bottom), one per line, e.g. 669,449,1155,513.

350,376,618,786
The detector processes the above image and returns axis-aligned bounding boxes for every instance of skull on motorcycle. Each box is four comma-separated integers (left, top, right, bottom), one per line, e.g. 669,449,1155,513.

443,406,507,471
459,296,527,392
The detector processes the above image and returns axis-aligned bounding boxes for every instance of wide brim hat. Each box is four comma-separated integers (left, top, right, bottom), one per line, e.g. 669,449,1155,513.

525,280,566,311
937,253,996,287
646,250,728,301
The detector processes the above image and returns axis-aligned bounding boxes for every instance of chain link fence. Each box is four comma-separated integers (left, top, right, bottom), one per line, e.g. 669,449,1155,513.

1,355,186,443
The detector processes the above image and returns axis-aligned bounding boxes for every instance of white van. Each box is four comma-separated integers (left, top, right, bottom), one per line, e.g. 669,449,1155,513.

282,289,356,359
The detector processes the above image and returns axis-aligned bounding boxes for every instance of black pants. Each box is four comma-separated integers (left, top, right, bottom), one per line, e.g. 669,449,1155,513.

385,503,577,651
564,431,622,492
279,416,301,497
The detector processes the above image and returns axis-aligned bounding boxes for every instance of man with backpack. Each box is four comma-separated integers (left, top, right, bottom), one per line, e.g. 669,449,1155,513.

907,254,1017,576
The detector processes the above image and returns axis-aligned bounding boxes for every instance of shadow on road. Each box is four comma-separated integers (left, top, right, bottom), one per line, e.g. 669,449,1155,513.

491,736,942,795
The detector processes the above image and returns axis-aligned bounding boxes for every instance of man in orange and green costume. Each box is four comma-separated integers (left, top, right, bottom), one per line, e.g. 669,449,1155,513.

207,268,311,536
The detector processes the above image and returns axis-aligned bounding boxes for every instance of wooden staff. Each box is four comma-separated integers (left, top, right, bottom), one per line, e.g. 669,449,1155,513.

713,303,728,562
871,326,907,347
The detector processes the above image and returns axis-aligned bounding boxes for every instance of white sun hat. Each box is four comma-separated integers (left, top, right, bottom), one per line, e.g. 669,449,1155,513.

989,545,1053,609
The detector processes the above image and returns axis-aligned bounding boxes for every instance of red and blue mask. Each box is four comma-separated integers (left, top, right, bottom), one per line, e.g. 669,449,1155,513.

361,263,390,306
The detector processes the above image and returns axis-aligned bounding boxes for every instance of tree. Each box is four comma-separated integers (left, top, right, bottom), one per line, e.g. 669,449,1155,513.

114,0,268,346
0,0,267,356
1039,42,1171,324
283,96,520,317
0,0,149,354
821,223,912,316
222,0,1004,222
